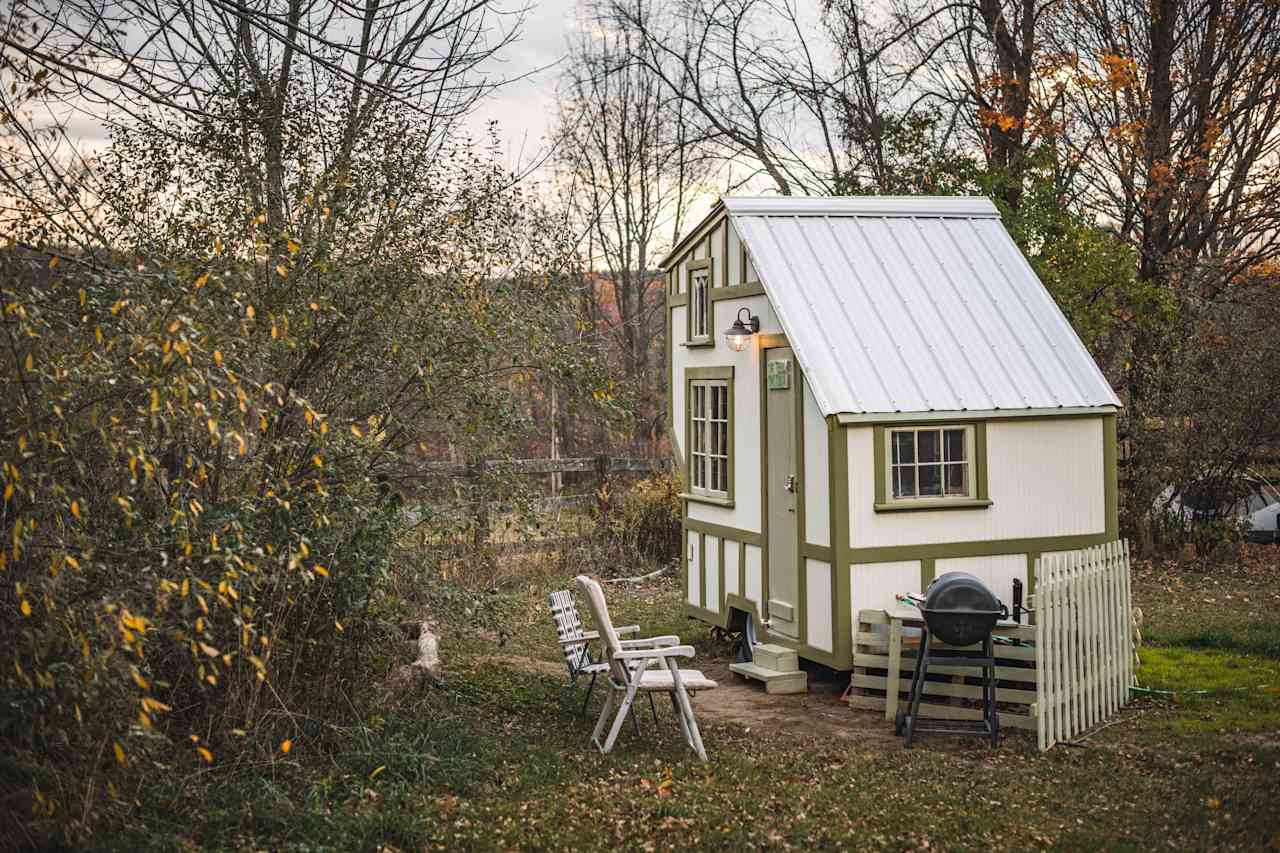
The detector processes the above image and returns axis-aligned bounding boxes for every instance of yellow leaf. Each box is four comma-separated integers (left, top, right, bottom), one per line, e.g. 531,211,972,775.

197,746,213,763
4,483,13,501
199,642,220,657
24,353,32,371
70,500,80,519
280,739,292,754
335,620,344,632
130,667,149,690
351,425,363,438
313,565,328,577
369,765,385,779
114,742,127,765
20,599,31,617
48,256,60,269
246,305,255,319
181,577,189,597
214,238,223,256
64,554,79,570
1206,797,1222,809
275,264,288,278
287,238,301,254
213,350,223,367
150,389,160,413
195,272,209,289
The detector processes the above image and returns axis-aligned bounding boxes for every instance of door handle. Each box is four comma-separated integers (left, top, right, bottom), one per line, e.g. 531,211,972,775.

785,475,797,493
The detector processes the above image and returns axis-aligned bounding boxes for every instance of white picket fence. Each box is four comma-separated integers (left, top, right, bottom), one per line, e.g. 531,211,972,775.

1034,540,1135,750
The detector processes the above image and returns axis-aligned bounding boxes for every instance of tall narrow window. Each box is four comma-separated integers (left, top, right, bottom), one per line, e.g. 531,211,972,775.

889,425,973,501
689,377,731,498
686,258,713,345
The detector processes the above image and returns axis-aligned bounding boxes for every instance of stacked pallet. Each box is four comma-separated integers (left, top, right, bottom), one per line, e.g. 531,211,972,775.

847,609,1039,732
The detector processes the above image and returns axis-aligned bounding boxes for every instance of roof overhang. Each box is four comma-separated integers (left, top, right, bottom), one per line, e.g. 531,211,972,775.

833,405,1120,425
657,200,726,271
724,196,1001,219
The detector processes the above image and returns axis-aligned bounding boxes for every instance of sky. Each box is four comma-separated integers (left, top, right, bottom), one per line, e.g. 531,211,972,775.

462,0,583,173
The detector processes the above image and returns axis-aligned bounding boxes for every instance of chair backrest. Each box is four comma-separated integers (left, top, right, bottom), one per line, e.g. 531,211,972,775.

548,589,591,676
575,575,629,684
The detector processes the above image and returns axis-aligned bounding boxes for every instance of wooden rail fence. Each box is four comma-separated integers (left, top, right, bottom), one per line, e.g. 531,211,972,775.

1034,539,1134,750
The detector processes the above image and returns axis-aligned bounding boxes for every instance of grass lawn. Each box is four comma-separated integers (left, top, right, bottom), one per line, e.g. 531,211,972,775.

87,549,1280,852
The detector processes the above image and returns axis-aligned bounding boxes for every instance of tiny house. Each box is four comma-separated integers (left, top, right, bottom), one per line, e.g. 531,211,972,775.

661,196,1120,675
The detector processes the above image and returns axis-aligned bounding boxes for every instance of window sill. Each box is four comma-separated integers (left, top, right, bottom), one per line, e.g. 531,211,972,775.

682,338,715,348
873,498,993,513
680,492,735,508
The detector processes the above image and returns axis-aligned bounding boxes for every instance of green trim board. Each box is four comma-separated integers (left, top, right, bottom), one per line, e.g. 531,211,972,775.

710,282,765,301
684,517,762,546
848,531,1112,565
1103,413,1118,539
828,417,853,666
871,421,990,511
683,365,735,505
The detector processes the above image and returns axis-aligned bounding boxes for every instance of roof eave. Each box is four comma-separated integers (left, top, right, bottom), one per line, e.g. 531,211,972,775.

657,199,726,271
833,405,1121,425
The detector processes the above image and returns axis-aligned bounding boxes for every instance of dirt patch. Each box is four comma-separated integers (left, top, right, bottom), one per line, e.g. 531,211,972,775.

690,659,902,748
475,650,903,748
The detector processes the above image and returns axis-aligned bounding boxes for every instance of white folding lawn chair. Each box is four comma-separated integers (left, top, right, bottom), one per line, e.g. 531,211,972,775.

574,574,717,761
547,589,657,724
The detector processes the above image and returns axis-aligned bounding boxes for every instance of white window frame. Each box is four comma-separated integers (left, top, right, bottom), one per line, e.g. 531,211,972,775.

885,424,976,503
689,378,731,499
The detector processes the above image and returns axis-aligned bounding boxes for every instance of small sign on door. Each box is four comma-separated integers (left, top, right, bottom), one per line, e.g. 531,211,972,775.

767,358,791,390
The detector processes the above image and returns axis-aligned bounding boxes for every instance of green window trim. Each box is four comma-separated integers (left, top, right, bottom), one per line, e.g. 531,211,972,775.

684,366,735,503
872,422,990,512
685,258,714,347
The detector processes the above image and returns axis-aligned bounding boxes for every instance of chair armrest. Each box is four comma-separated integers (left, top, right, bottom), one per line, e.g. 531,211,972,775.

613,645,695,660
618,635,680,648
558,632,599,646
616,625,641,636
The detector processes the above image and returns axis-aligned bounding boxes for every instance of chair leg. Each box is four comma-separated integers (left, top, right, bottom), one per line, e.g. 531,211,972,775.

669,692,691,743
601,683,640,754
592,689,616,749
667,663,707,761
648,692,658,724
580,672,597,717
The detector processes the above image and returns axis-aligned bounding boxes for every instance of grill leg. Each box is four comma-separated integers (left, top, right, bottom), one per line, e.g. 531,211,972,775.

904,636,930,749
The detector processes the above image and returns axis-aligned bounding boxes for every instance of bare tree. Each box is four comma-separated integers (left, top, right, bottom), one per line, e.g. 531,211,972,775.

0,0,519,248
554,16,706,450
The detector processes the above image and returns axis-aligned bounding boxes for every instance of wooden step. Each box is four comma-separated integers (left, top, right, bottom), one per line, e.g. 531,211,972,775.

729,661,808,695
752,643,798,673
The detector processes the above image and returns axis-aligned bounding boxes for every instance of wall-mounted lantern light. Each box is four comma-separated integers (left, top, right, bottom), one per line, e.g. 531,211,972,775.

724,307,760,352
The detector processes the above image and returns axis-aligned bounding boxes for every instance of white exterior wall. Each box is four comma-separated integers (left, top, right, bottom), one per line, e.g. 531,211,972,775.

851,560,922,622
935,553,1027,603
805,559,833,651
803,384,829,547
847,416,1106,548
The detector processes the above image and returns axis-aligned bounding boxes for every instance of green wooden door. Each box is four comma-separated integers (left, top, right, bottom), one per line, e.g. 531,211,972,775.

765,346,800,640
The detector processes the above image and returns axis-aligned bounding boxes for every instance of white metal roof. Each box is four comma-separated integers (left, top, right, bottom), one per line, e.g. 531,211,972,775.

725,195,1122,417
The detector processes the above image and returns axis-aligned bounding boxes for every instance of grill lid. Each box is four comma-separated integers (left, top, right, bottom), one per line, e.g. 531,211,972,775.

923,571,1001,614
920,572,1005,646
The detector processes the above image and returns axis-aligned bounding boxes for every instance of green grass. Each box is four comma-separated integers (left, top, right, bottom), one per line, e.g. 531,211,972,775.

34,560,1280,852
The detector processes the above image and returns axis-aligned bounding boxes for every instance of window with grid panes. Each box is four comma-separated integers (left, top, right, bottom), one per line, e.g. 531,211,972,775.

888,425,973,501
689,380,730,496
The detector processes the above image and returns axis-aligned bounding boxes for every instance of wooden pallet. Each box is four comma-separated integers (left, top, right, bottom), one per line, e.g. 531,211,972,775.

849,609,1039,732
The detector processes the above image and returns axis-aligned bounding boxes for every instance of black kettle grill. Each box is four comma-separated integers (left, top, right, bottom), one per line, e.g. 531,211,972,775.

896,572,1008,748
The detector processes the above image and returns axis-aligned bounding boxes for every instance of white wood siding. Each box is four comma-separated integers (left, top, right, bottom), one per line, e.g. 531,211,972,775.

805,559,833,652
803,383,829,547
850,560,922,630
847,417,1106,548
704,535,721,613
686,530,701,606
744,544,764,609
935,553,1027,604
723,542,740,597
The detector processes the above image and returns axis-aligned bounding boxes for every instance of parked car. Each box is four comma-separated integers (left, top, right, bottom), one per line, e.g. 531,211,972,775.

1158,472,1280,543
